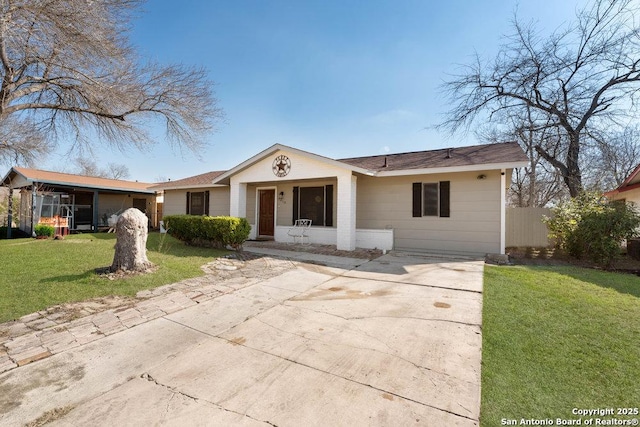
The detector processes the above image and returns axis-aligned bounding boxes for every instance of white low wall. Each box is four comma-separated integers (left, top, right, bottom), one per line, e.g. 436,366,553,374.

356,228,394,251
274,225,337,245
250,225,394,251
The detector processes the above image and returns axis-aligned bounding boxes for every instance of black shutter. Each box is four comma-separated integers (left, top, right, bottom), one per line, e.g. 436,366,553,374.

186,191,191,215
439,181,450,218
292,186,299,225
325,185,333,226
204,191,210,216
412,183,422,217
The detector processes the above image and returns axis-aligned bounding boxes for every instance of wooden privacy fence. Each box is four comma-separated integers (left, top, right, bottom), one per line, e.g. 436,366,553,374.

506,207,552,248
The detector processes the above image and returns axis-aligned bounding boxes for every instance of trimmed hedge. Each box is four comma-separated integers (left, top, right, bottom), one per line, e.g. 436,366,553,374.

163,215,251,249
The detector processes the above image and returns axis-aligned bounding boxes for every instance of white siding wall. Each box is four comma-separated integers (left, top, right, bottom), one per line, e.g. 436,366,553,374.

356,170,503,255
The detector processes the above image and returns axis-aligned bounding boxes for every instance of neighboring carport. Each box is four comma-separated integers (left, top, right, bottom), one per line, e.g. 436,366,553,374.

1,166,158,236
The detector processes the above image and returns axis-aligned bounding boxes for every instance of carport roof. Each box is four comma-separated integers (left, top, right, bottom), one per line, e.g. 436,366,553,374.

2,167,156,194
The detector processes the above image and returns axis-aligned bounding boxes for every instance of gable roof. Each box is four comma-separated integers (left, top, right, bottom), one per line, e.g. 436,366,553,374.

212,143,373,185
212,141,528,184
150,170,227,190
2,167,155,194
339,141,528,175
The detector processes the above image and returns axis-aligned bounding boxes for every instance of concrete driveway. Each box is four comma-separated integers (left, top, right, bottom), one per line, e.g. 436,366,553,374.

0,251,484,427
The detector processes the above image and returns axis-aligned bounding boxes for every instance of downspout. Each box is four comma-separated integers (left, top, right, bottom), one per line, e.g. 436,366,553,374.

500,169,506,255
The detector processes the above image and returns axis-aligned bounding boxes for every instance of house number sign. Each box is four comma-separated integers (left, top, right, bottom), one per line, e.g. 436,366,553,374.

272,155,291,177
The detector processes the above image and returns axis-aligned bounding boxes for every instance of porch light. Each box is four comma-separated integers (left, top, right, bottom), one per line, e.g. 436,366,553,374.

477,174,487,180
278,191,284,201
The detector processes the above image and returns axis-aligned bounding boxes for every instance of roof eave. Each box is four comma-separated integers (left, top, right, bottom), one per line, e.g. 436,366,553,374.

372,161,529,177
28,179,155,194
1,167,19,186
153,183,228,191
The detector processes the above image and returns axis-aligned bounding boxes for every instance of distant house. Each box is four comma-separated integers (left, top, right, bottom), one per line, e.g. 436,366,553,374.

1,167,160,235
605,164,640,206
154,142,528,256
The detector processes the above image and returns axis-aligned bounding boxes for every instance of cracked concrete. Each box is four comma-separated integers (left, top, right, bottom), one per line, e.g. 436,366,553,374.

0,250,483,426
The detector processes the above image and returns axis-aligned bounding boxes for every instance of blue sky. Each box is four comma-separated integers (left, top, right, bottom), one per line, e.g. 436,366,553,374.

48,0,582,182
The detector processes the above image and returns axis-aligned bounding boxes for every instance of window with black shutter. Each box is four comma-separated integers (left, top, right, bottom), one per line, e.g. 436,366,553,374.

412,181,450,218
186,191,208,216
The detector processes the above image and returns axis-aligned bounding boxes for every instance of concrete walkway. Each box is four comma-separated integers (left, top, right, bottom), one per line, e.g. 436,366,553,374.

0,249,484,427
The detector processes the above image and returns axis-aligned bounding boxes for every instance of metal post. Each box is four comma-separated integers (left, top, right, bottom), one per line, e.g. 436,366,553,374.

6,187,12,238
92,190,99,231
31,183,37,237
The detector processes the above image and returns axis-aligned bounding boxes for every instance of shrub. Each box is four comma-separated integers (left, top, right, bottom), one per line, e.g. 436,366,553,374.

34,224,55,238
162,215,251,249
544,192,640,267
0,227,29,239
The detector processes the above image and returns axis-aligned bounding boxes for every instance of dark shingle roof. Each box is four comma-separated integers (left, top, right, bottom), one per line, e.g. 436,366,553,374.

338,141,527,172
150,170,226,189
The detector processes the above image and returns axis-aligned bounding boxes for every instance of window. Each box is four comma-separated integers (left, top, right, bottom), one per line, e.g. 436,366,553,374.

412,181,450,218
186,191,210,215
292,185,333,226
37,194,61,218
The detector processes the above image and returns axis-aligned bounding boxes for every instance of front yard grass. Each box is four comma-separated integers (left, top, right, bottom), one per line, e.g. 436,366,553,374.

0,233,229,323
481,265,640,426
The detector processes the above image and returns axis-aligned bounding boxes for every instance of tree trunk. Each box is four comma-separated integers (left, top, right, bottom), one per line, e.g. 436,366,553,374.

110,208,153,273
565,132,583,197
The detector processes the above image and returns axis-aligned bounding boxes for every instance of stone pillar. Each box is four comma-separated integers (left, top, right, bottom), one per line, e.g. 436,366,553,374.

110,208,153,272
336,173,357,251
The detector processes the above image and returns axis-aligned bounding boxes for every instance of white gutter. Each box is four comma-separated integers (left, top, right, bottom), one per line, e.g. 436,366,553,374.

373,161,528,177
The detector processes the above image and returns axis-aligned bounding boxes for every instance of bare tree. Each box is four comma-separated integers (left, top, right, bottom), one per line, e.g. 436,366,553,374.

0,117,49,166
106,163,130,180
589,126,640,190
439,0,640,197
73,157,130,179
478,105,568,207
0,0,222,160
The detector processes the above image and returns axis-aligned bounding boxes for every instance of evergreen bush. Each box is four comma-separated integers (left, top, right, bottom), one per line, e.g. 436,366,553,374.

162,215,251,249
34,224,55,238
544,192,640,267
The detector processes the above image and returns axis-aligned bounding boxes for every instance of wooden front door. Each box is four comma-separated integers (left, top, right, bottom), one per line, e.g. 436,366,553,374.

258,189,275,237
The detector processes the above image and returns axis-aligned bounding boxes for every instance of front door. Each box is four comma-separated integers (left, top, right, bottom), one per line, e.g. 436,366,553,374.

258,189,275,237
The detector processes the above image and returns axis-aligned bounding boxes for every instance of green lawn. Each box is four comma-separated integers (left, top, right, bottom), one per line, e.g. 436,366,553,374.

0,233,229,323
482,265,640,426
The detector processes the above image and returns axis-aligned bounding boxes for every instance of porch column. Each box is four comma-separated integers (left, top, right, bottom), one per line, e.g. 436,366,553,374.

230,181,247,218
92,191,99,231
500,169,506,255
336,173,357,251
